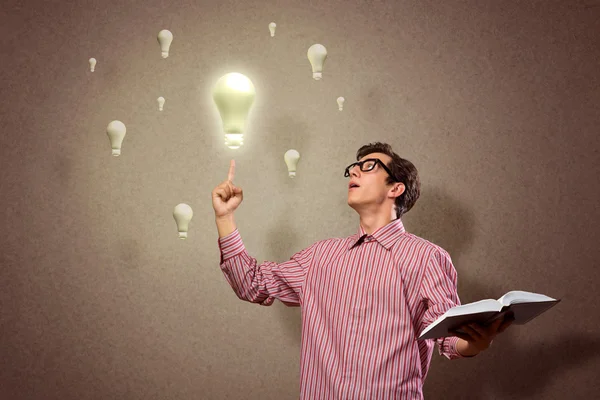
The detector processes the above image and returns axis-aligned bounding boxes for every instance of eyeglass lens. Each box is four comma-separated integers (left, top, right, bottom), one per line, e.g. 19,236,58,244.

345,159,377,176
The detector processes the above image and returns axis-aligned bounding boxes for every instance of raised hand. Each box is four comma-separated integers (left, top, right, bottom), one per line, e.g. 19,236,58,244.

212,159,244,218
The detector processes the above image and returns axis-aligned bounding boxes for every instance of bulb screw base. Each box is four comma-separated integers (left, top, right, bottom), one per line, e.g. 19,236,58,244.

225,134,244,149
112,149,121,156
312,72,322,80
178,231,188,239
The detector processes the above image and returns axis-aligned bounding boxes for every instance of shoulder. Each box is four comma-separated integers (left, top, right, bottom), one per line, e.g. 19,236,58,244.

292,236,346,258
305,234,358,256
395,232,451,261
314,236,348,250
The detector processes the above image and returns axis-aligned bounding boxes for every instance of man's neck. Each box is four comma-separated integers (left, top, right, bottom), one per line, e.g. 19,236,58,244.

359,213,396,235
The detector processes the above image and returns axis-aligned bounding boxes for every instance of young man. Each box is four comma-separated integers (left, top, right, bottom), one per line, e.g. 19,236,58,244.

212,142,513,399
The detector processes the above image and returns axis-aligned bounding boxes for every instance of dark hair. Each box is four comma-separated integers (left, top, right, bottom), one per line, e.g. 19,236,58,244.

355,142,420,219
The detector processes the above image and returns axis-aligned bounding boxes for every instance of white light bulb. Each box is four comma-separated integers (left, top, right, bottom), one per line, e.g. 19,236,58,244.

307,44,327,80
173,203,193,239
337,96,345,111
88,58,97,72
269,22,276,37
212,72,256,149
157,29,173,58
284,149,300,178
106,120,126,156
157,96,165,111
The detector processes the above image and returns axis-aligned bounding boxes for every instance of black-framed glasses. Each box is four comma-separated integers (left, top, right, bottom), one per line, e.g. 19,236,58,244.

344,158,400,182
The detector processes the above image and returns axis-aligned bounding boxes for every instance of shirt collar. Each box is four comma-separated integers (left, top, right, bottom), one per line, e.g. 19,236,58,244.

347,218,406,251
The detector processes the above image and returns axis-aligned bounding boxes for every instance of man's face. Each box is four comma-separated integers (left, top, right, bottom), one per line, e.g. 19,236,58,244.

346,152,399,212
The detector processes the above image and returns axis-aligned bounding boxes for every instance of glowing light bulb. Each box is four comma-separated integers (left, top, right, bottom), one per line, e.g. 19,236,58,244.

284,149,300,178
157,96,165,111
269,22,276,37
212,72,256,149
157,29,173,58
337,96,345,111
106,120,126,156
88,58,96,72
173,203,193,239
307,44,327,80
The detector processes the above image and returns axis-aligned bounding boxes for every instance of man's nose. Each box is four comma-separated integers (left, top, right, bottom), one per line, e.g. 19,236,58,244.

350,165,361,177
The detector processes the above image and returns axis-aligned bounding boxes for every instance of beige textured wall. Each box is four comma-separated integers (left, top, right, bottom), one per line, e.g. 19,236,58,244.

1,0,599,399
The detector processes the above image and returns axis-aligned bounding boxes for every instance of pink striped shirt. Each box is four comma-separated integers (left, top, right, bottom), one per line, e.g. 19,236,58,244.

218,218,465,399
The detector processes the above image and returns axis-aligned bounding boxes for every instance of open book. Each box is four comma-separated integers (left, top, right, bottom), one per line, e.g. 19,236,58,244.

418,290,560,340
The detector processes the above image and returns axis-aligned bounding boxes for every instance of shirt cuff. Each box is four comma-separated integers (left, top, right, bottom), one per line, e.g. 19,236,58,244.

440,335,465,360
217,229,246,263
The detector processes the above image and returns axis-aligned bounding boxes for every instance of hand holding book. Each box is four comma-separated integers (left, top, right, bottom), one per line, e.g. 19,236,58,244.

450,312,516,355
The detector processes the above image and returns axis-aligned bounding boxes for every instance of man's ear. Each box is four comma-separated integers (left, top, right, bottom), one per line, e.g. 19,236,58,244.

390,183,405,198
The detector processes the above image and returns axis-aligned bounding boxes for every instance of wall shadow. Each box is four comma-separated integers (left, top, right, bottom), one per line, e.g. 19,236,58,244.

413,185,573,398
426,331,600,399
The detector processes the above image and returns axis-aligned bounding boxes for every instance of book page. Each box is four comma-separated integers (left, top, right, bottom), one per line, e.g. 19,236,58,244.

419,311,501,340
498,290,557,306
507,301,560,324
445,299,502,317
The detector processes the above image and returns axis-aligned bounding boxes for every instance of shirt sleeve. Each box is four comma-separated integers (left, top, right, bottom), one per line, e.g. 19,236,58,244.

419,247,466,360
218,229,316,307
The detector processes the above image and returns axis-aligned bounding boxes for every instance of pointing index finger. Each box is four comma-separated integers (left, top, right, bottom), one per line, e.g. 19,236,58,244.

228,159,235,182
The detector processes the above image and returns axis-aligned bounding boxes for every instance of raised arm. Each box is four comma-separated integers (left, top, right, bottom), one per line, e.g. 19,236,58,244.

218,230,316,306
212,159,315,306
